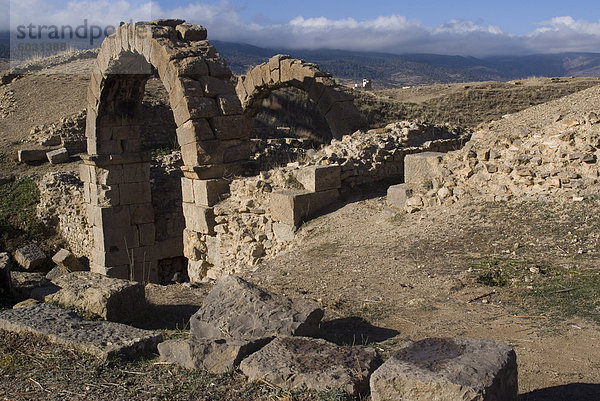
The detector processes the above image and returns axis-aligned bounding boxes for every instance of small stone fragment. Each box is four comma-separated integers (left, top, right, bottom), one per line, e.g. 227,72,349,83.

14,244,47,270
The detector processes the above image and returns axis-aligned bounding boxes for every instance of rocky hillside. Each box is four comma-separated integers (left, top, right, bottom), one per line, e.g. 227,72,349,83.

393,85,600,212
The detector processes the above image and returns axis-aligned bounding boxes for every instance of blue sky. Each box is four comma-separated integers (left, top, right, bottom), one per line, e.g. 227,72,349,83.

4,0,600,56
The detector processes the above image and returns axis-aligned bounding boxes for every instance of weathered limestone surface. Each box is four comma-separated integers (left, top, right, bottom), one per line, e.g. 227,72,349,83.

387,183,413,209
44,272,146,323
404,152,445,185
159,275,324,373
370,337,518,401
237,55,368,140
46,147,70,164
52,248,85,272
240,336,380,396
294,165,341,192
18,149,47,163
0,252,13,295
0,303,161,359
14,244,47,270
270,189,339,228
189,275,323,339
158,337,269,374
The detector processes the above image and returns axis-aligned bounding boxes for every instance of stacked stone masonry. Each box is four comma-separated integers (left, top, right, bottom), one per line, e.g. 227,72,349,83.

237,55,369,140
388,101,600,213
83,20,250,281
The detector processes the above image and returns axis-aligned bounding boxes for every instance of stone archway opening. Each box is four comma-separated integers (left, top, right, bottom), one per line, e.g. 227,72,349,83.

82,20,250,283
237,55,369,142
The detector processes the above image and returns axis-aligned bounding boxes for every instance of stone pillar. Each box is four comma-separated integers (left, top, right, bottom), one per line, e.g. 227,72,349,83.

180,167,230,282
80,153,157,282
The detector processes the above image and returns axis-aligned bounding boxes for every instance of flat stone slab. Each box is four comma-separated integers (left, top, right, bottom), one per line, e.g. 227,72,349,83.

189,275,323,340
45,272,146,323
0,303,162,360
158,337,269,374
370,337,518,401
240,336,380,396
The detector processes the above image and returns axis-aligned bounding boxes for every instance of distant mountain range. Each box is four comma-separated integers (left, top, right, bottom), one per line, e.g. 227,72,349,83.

212,41,600,88
2,31,600,88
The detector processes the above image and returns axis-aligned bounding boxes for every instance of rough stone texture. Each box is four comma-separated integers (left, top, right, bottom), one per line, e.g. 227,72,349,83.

0,303,161,360
14,244,47,270
45,272,146,323
46,147,70,164
240,336,381,396
237,55,368,139
17,149,47,163
270,189,339,228
46,265,70,281
0,252,13,295
370,337,518,401
391,86,600,212
52,248,85,272
404,152,445,186
387,183,413,209
189,275,323,339
158,337,269,374
294,165,341,192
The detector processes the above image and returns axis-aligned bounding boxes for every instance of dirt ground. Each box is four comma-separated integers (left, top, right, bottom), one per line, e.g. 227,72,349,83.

241,189,600,400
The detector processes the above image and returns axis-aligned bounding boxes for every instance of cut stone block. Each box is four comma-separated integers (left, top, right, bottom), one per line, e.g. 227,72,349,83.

370,337,518,401
182,202,215,234
272,222,296,241
294,165,341,192
270,189,339,227
240,336,380,396
387,183,413,209
46,147,70,164
189,275,323,340
40,135,61,147
175,23,207,41
14,244,47,270
18,149,47,163
404,152,445,185
193,179,230,207
0,303,161,360
158,337,270,374
51,248,85,272
45,272,146,323
0,252,13,295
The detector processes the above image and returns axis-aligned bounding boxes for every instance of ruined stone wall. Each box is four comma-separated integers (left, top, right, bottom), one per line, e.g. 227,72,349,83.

195,121,468,278
389,103,600,213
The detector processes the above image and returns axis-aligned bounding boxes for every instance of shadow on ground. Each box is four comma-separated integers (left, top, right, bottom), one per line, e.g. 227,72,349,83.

320,317,400,345
520,383,600,401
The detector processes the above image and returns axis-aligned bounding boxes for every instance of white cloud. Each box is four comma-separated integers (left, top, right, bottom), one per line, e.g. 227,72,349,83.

3,0,600,56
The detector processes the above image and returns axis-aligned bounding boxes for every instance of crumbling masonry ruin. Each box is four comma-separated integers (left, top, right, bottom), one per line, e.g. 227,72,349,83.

80,20,373,282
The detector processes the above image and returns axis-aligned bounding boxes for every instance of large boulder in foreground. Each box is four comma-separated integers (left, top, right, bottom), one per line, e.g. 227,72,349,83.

45,272,146,323
189,275,323,340
240,336,381,396
159,275,324,373
370,337,518,401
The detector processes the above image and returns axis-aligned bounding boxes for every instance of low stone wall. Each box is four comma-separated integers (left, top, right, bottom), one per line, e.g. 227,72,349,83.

40,120,467,282
388,111,600,213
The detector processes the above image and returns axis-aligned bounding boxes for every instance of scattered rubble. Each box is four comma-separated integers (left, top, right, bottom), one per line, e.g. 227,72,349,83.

388,86,600,212
159,275,323,373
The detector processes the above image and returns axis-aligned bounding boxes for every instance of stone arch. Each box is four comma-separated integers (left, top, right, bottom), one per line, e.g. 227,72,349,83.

81,20,250,282
236,55,368,141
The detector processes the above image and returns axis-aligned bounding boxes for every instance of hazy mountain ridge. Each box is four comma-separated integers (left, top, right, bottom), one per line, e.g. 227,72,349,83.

212,40,600,87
